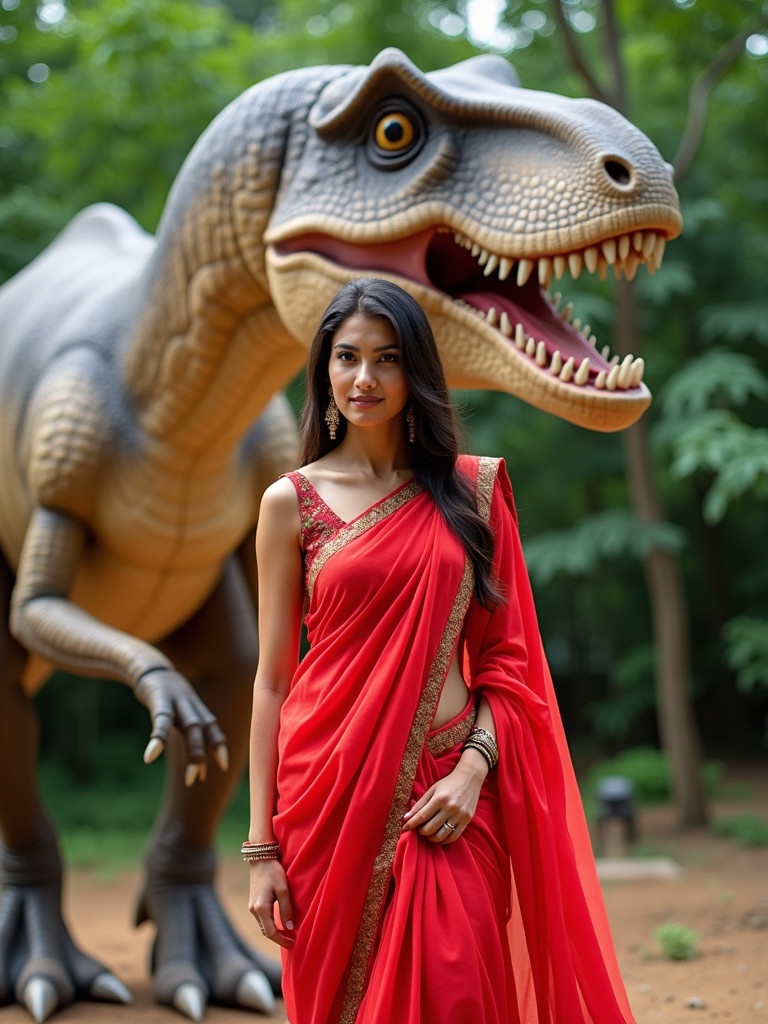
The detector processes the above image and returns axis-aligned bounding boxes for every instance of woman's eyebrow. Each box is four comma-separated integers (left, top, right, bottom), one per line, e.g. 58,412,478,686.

333,342,401,351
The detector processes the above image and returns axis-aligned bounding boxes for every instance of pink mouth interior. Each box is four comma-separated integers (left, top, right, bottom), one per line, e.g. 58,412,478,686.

276,228,613,376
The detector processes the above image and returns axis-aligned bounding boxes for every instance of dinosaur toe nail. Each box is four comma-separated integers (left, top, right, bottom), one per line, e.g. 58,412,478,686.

23,977,58,1024
236,970,276,1013
173,982,206,1022
90,971,133,1004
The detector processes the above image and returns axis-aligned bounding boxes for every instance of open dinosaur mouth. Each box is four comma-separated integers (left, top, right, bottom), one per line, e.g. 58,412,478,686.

275,226,665,392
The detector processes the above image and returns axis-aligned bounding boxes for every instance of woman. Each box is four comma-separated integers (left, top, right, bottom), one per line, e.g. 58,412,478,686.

246,278,635,1024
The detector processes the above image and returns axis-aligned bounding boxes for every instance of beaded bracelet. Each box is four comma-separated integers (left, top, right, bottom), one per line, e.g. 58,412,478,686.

241,840,281,862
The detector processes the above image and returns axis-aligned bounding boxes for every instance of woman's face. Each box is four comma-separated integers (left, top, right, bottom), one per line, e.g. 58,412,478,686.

327,314,410,433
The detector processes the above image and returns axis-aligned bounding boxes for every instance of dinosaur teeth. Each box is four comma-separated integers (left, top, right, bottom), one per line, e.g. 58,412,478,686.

516,258,534,287
500,312,512,336
535,341,547,367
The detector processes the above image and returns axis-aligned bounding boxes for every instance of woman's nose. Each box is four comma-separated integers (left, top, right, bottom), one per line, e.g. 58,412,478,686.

355,362,376,388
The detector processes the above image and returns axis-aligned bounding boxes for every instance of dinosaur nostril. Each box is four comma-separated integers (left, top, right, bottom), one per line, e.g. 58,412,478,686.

604,158,633,188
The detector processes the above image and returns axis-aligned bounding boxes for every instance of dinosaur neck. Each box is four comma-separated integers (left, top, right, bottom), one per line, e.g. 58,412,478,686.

121,67,333,455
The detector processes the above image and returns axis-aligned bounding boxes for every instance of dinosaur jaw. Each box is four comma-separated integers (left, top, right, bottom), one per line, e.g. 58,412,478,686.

266,224,665,431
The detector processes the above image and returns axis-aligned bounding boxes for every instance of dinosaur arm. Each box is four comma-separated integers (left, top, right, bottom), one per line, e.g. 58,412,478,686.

10,506,227,771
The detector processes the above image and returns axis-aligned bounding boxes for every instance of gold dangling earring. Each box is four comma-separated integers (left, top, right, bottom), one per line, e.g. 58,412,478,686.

325,387,340,440
406,403,416,444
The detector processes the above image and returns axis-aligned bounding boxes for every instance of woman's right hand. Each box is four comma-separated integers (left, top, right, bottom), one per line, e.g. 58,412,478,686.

248,860,295,949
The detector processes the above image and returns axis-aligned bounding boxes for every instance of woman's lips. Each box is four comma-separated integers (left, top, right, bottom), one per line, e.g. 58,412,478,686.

349,397,382,407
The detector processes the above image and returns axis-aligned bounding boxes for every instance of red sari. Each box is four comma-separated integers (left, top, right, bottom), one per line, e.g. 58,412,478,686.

274,456,635,1024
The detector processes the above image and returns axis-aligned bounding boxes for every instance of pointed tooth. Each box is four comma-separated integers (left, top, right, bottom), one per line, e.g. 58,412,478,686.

595,370,607,389
554,255,567,280
515,323,526,349
601,345,611,360
606,364,620,390
624,253,640,281
575,357,590,386
589,335,598,346
653,236,666,268
538,257,552,288
500,312,512,336
619,234,631,260
581,323,592,338
525,336,536,357
568,252,583,279
535,341,547,367
478,248,490,266
486,306,498,326
559,357,575,382
552,291,562,310
561,302,574,322
597,254,608,280
642,232,657,259
454,232,463,246
601,239,617,264
584,246,599,273
550,350,563,375
471,242,481,257
498,256,513,281
610,354,620,366
632,231,644,252
572,317,581,331
618,354,634,388
516,258,534,286
631,357,645,386
483,253,499,277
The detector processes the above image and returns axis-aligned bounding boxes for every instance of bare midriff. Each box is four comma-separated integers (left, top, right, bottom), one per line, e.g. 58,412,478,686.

431,653,471,729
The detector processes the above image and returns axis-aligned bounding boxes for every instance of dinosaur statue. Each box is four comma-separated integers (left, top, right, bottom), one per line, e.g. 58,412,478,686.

0,48,681,1023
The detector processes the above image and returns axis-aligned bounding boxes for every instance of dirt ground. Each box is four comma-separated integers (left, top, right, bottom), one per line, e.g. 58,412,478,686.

1,764,766,1024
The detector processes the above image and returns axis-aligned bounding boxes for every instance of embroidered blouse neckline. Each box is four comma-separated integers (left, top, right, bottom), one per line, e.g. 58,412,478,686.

292,470,418,528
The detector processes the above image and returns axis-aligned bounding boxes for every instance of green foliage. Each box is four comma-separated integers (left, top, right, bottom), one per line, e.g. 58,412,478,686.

722,616,768,695
713,812,768,847
654,922,699,961
584,645,656,742
522,510,685,585
586,747,724,805
658,351,768,417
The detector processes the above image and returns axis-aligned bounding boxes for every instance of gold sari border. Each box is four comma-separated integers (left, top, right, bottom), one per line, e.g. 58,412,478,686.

338,556,475,1024
475,456,500,524
425,704,477,755
307,480,422,599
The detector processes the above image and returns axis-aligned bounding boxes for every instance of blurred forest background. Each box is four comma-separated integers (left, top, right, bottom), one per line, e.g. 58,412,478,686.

0,0,766,854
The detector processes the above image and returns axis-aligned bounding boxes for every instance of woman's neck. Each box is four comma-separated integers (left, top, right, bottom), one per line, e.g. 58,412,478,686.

332,424,411,478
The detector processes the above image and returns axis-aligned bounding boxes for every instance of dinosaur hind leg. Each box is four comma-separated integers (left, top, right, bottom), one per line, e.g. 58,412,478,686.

137,555,279,1019
0,552,131,1022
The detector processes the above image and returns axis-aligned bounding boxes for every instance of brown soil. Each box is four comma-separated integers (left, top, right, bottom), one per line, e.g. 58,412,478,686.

1,764,766,1024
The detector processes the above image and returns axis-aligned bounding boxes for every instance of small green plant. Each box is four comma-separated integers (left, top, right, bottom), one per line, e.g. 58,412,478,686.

713,812,768,847
585,747,724,806
654,922,699,961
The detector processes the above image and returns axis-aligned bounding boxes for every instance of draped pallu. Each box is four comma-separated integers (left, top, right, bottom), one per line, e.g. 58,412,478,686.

275,456,635,1024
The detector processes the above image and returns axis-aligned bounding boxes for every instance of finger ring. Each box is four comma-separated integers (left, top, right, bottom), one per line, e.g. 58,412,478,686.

442,821,456,832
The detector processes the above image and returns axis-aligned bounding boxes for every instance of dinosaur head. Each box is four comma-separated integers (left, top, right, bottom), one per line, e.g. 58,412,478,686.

264,48,682,432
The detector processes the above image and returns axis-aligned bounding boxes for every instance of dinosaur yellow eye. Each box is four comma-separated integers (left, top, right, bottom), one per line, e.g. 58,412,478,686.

375,112,415,152
367,100,425,169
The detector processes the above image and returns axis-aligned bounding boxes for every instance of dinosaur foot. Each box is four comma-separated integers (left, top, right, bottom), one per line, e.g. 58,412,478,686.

0,883,132,1022
136,866,280,1021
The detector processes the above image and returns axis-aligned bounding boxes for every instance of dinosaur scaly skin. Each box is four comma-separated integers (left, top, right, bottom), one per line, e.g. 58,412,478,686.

0,49,681,1022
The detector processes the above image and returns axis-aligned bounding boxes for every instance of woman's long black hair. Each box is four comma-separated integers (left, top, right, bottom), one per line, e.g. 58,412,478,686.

299,277,500,608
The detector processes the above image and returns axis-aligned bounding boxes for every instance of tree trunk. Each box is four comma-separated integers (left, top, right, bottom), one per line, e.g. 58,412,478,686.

616,280,708,826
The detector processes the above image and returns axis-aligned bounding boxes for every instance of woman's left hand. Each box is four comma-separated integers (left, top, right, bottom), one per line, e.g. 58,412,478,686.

401,761,485,844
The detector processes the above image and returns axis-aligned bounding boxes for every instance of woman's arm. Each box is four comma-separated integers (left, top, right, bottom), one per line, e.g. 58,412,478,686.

247,477,304,947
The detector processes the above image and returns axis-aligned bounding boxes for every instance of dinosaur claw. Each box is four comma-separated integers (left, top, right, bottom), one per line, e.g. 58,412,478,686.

143,737,165,764
214,743,229,772
235,969,276,1013
22,977,58,1024
173,982,206,1022
89,971,133,1004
